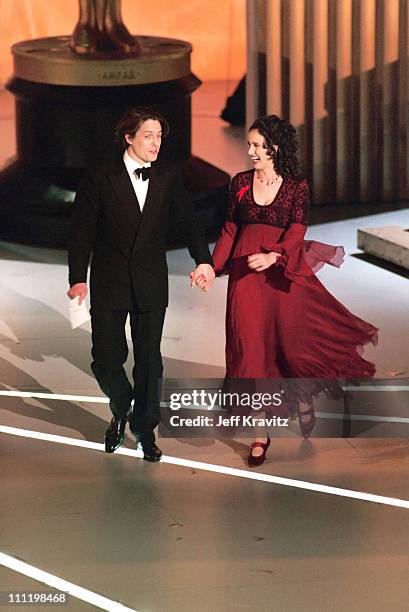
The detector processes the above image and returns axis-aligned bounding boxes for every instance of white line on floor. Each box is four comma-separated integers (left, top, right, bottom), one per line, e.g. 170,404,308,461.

0,390,108,403
0,552,138,611
1,424,408,510
345,386,409,391
316,411,409,424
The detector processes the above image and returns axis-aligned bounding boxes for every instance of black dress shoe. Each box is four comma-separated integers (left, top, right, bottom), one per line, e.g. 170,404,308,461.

138,434,162,462
104,416,127,453
141,441,162,462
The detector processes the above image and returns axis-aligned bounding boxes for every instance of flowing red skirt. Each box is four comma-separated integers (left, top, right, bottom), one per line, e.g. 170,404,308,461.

223,224,377,404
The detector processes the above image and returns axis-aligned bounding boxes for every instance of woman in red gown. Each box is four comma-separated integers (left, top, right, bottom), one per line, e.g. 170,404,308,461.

203,115,378,465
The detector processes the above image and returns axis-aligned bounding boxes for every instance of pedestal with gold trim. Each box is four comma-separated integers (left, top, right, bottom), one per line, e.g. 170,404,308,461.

0,35,229,246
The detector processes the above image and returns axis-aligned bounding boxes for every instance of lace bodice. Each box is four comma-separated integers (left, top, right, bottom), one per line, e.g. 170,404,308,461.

226,170,310,228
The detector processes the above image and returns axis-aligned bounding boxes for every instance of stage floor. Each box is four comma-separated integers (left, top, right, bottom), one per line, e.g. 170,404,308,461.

1,83,409,612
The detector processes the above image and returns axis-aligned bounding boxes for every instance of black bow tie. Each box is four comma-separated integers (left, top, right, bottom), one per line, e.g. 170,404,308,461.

134,167,150,181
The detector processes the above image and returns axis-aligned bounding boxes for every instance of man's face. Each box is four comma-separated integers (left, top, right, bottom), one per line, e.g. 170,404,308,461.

125,119,162,164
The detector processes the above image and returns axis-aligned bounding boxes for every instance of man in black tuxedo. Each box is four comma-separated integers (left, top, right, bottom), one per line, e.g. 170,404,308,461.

68,108,214,461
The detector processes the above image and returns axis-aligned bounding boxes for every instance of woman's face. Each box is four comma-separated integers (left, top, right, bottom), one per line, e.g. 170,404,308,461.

248,129,274,171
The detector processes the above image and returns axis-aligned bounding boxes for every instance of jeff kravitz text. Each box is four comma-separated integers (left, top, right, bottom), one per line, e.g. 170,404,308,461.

169,415,289,428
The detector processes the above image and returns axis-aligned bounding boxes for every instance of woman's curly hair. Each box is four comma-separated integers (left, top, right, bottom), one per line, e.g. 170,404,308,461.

249,115,300,178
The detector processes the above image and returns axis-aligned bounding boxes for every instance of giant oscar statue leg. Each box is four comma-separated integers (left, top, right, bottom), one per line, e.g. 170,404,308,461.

0,0,229,246
70,0,141,54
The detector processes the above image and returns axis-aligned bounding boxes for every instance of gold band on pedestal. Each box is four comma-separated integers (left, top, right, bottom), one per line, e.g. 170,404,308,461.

11,36,192,86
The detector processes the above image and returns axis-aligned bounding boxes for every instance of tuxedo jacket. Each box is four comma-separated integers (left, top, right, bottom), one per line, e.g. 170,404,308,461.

68,159,213,311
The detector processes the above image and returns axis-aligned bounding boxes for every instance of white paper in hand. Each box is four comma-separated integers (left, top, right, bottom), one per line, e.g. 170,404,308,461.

69,296,90,329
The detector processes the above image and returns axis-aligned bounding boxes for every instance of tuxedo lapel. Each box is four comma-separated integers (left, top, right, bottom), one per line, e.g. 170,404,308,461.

133,164,166,249
108,161,142,231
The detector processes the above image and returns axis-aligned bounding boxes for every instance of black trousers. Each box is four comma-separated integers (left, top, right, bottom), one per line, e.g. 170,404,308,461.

90,306,166,437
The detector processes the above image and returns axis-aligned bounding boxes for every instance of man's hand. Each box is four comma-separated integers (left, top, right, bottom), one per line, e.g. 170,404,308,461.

67,282,88,304
247,252,281,272
190,264,215,292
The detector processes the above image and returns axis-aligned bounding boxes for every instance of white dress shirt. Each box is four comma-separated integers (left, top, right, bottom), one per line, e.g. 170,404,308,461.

123,150,151,212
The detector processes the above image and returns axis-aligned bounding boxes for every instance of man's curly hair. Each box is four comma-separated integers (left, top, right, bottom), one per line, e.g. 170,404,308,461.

114,107,169,150
249,115,300,178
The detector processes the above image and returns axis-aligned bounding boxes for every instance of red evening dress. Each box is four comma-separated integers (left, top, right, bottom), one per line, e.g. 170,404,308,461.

212,170,378,404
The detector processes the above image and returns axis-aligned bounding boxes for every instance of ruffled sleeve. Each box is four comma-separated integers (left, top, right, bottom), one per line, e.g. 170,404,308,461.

264,179,345,283
212,174,241,275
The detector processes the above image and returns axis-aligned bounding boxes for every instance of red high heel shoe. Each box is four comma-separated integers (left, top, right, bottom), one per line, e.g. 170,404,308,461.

248,436,271,467
298,406,316,438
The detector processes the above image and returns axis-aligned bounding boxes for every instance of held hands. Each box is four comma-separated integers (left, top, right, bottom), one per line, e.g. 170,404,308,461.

67,282,88,304
247,251,281,272
189,253,279,289
190,264,215,292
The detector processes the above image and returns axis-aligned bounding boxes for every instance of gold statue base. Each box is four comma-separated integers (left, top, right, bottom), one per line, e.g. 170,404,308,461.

1,34,230,247
11,35,192,86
